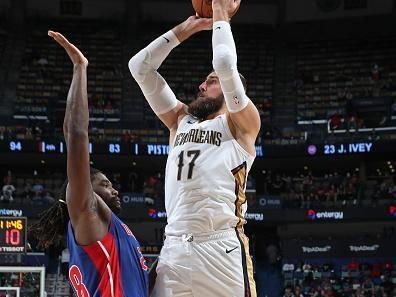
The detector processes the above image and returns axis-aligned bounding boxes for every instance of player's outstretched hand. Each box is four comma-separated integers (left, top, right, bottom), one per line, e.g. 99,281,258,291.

212,0,241,19
48,30,88,67
185,15,213,32
173,15,213,43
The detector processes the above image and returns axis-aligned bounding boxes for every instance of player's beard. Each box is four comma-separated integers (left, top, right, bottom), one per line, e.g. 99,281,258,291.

187,93,224,120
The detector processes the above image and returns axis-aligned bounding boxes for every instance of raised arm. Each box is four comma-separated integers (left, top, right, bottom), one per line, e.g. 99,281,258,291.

128,16,212,133
211,0,261,153
49,31,108,244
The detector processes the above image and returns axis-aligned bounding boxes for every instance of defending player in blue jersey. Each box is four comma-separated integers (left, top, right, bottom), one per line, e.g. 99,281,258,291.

32,31,148,297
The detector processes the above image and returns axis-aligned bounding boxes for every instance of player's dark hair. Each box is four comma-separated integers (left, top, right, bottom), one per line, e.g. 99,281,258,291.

31,167,102,249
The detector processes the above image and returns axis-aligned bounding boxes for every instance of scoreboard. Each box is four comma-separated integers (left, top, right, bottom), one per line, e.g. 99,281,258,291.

0,140,265,157
1,139,396,158
0,217,27,253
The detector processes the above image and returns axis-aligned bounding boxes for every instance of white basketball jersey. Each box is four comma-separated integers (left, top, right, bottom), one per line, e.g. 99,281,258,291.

164,114,255,236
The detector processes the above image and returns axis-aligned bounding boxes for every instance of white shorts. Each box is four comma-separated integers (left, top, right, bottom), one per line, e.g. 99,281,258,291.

150,228,256,297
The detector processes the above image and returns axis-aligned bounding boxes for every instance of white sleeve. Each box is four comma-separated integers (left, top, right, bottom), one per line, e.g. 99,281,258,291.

212,21,249,113
128,30,180,115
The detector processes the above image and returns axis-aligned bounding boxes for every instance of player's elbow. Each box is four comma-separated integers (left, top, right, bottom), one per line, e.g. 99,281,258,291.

128,50,151,83
128,55,141,80
68,126,88,139
212,44,237,80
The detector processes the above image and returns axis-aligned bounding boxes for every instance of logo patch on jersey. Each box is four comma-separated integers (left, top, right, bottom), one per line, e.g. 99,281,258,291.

121,223,135,238
233,96,240,105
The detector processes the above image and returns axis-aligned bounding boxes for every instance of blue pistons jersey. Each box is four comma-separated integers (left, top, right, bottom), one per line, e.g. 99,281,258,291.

67,213,148,297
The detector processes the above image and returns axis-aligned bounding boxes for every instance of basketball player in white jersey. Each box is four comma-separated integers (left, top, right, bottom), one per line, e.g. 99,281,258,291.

128,0,260,296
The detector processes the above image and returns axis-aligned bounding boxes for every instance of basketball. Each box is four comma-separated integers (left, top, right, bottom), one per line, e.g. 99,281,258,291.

192,0,241,18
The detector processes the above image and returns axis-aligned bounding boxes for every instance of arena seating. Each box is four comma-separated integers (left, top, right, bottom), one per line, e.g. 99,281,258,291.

8,21,396,142
45,274,69,297
295,34,396,126
15,20,122,122
281,258,396,296
3,166,395,209
257,168,396,209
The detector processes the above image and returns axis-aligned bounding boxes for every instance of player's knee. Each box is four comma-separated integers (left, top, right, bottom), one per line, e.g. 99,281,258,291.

128,50,151,83
212,44,237,79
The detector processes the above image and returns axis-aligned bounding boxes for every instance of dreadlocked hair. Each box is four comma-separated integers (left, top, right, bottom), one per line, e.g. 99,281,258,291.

30,167,102,249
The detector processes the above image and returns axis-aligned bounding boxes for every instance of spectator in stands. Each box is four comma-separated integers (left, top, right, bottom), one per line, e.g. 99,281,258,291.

31,181,44,203
272,174,284,195
60,247,70,277
42,191,55,205
391,101,396,117
347,258,360,271
143,174,158,198
383,260,393,272
123,130,132,143
0,127,4,140
295,261,303,272
371,262,382,278
362,277,374,294
128,170,139,192
371,64,381,81
153,172,165,204
303,263,313,273
388,183,396,199
345,95,357,133
35,56,49,80
294,285,304,297
326,184,338,202
282,260,295,273
21,182,32,202
1,173,14,201
283,286,296,297
380,272,394,295
1,183,15,202
2,170,13,185
329,114,342,132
